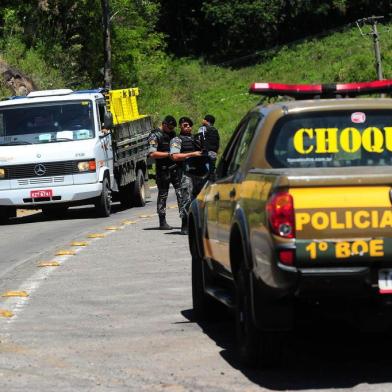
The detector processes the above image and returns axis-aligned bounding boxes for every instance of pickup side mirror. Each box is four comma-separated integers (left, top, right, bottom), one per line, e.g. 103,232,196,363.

103,112,113,129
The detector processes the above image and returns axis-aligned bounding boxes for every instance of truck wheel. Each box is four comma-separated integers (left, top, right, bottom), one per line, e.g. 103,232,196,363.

191,238,219,321
119,184,133,208
132,169,146,207
235,266,281,368
0,206,16,224
235,266,261,366
95,176,111,217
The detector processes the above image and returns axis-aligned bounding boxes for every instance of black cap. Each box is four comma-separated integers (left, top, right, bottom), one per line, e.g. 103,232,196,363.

204,114,215,125
162,115,177,128
179,116,193,127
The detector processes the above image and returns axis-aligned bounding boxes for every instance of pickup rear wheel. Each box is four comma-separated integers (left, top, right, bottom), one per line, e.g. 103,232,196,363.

132,169,146,207
235,266,261,366
95,176,111,217
235,266,281,368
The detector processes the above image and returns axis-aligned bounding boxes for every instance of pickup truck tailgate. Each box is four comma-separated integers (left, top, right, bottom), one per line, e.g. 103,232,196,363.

291,186,392,265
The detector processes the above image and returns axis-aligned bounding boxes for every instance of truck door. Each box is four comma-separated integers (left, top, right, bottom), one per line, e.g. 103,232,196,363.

97,100,114,186
213,114,261,271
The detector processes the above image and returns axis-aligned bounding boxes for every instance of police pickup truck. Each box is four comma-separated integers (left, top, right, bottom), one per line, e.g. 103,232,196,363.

0,87,151,221
188,80,392,366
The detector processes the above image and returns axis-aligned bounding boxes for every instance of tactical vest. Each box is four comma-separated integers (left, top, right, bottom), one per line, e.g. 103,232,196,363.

179,134,195,153
155,129,175,169
203,126,220,153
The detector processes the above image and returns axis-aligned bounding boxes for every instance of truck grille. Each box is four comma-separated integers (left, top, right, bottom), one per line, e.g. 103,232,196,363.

4,161,78,180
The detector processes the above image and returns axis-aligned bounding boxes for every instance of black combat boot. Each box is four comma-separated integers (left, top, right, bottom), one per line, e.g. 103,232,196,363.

181,216,188,235
159,215,172,230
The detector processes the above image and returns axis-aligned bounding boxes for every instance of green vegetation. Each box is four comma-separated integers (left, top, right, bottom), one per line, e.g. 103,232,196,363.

139,25,392,148
1,1,392,150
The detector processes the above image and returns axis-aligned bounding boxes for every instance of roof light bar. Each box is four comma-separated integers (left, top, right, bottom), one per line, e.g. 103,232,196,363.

250,82,322,97
250,79,392,99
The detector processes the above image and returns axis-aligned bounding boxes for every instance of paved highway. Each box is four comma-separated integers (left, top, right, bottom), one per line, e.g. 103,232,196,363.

0,191,392,391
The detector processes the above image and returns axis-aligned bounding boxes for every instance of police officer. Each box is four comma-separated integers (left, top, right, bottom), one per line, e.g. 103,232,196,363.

148,115,182,230
170,116,202,234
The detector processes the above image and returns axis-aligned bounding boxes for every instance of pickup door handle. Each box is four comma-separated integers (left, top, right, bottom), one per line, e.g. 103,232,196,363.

214,192,220,201
229,188,236,198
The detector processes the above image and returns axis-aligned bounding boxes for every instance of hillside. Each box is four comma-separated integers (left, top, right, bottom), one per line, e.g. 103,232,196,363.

1,24,392,149
137,25,392,148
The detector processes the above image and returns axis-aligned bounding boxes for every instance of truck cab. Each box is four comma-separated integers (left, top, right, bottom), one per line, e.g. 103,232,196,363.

0,88,151,220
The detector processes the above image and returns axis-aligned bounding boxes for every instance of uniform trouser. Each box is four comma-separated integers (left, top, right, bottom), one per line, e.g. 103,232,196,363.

156,167,182,217
179,174,206,218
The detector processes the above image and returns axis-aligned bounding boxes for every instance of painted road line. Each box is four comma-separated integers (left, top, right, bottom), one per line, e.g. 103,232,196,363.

87,233,106,238
71,241,89,247
105,226,121,231
55,250,76,256
37,261,61,267
121,220,137,225
2,291,29,298
0,309,14,318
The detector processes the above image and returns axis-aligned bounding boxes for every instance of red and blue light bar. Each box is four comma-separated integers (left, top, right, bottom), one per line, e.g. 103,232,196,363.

250,79,392,99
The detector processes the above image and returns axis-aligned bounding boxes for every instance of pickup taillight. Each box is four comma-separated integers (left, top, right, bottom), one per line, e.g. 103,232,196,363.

266,191,295,238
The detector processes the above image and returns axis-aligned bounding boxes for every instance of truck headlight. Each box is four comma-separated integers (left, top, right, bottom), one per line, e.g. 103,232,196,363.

0,168,5,178
77,160,96,172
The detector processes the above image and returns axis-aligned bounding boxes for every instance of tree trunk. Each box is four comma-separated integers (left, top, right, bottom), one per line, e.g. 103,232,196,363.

101,0,112,90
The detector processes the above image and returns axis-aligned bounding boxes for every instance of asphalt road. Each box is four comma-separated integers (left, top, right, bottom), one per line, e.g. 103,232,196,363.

1,191,392,391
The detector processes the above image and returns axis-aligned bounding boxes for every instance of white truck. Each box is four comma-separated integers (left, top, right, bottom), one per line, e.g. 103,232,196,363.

0,87,152,222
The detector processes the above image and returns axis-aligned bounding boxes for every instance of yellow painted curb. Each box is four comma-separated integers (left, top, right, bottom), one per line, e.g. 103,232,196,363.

2,291,29,298
38,261,61,267
105,226,120,231
87,233,106,238
71,241,88,247
56,250,76,256
0,309,13,318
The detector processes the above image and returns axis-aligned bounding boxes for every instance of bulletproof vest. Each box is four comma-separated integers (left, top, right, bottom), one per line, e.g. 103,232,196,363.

155,129,175,169
203,126,220,153
179,134,195,153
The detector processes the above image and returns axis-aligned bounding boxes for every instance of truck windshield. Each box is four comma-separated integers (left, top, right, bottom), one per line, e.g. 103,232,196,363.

267,110,392,168
0,100,95,145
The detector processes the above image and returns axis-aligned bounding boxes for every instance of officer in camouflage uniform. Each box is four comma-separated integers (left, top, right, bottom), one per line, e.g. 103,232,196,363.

170,116,202,234
148,115,182,230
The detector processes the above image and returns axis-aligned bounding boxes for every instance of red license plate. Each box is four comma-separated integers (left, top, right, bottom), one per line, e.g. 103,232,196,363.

30,189,53,198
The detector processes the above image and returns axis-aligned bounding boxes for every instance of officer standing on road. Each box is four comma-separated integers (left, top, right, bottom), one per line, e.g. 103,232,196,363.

170,116,202,235
148,115,182,230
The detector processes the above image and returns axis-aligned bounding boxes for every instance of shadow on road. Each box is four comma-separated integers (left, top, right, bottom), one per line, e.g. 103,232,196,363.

2,202,150,226
182,308,392,390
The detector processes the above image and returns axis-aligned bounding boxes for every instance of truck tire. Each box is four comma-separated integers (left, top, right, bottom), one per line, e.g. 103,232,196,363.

95,176,111,217
132,169,146,207
235,265,261,366
0,206,16,224
191,238,219,320
119,184,133,208
235,266,281,368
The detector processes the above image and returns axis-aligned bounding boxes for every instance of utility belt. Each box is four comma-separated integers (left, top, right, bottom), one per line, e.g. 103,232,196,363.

156,163,179,172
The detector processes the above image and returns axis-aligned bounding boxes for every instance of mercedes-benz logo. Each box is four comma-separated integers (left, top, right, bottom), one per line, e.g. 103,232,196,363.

34,163,46,176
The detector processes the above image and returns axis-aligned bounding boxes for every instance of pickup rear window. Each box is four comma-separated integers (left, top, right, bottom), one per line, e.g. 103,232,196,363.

267,110,392,168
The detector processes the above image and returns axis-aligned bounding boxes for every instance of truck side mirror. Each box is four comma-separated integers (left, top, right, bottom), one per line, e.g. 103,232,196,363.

103,112,113,129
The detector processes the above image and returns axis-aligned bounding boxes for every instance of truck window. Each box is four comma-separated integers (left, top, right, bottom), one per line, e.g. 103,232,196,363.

0,101,95,144
267,110,392,168
226,114,261,175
